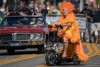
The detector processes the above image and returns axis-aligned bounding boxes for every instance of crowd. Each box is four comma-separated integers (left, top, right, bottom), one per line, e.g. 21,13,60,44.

0,0,100,43
0,0,100,20
0,0,61,16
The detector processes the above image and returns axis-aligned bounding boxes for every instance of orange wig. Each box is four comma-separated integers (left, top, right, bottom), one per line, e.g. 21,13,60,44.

59,2,74,14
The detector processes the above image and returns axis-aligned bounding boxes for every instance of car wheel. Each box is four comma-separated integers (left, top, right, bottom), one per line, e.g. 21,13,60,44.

7,48,15,53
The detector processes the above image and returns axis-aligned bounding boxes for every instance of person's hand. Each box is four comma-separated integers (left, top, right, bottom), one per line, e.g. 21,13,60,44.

86,15,92,19
87,16,91,19
19,11,27,16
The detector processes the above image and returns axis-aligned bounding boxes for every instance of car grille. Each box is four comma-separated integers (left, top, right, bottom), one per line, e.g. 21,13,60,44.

0,34,12,41
16,34,30,40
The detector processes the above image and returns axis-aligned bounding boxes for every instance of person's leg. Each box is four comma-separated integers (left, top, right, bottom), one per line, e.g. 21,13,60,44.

62,42,68,58
88,22,92,42
95,36,98,44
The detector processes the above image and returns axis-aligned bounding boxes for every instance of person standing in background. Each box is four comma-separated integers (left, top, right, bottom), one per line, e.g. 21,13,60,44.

15,1,31,16
81,4,93,43
92,6,100,23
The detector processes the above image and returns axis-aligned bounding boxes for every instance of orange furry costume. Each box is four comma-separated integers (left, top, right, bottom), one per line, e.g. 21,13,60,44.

48,2,88,62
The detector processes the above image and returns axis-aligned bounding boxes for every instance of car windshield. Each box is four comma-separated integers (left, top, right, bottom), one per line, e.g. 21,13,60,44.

0,16,44,26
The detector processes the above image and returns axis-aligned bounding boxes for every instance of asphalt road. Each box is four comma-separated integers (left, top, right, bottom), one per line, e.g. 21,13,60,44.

0,42,100,67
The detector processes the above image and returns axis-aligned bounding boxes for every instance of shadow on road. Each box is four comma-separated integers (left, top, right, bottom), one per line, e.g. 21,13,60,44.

0,50,41,56
42,63,86,67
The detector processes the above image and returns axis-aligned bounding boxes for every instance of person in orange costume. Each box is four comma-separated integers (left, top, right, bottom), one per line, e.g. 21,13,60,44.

48,2,88,62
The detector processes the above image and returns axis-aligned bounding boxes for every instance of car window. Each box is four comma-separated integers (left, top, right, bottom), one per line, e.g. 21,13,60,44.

30,18,43,25
1,17,44,26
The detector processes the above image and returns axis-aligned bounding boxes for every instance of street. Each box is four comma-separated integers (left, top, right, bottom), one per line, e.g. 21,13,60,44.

0,0,100,67
0,42,100,67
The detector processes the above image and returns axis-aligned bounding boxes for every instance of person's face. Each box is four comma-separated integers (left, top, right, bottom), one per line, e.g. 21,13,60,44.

46,2,50,6
38,5,42,10
20,3,25,8
62,8,68,16
84,6,88,9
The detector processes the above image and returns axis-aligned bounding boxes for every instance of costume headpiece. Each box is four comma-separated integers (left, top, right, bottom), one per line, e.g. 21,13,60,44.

59,2,74,14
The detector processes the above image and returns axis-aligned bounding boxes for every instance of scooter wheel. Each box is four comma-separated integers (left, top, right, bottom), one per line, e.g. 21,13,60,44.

45,49,57,66
73,54,80,65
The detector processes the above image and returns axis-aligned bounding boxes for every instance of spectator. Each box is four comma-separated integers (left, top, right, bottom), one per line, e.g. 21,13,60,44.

41,8,48,16
34,0,41,11
53,7,61,15
7,8,15,16
94,24,98,44
29,1,34,9
16,1,31,16
30,7,35,15
92,6,100,22
81,30,86,42
35,4,43,16
0,1,6,15
81,4,93,42
44,1,54,14
34,4,48,16
91,31,95,43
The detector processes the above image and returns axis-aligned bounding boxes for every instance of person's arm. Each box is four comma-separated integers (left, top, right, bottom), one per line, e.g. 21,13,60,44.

19,11,27,16
86,9,93,21
80,9,85,14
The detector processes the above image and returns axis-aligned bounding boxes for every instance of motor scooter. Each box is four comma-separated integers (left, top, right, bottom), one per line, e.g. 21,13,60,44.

45,24,81,66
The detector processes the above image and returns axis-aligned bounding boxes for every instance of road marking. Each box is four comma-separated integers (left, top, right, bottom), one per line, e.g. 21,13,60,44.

0,54,43,65
35,42,92,67
82,42,87,45
86,43,94,56
35,65,48,67
35,43,100,67
0,42,99,66
89,43,100,57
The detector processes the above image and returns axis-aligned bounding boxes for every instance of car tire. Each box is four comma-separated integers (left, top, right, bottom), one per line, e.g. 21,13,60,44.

7,48,15,53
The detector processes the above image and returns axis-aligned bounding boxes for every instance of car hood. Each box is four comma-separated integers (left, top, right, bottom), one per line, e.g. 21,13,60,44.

0,25,45,34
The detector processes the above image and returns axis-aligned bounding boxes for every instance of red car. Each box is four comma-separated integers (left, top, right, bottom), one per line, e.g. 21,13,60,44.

0,16,48,53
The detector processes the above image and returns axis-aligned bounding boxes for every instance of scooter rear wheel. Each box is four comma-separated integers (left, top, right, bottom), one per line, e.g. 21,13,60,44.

73,54,80,65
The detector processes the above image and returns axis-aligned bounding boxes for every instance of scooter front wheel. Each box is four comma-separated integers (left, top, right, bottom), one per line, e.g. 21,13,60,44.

45,49,58,66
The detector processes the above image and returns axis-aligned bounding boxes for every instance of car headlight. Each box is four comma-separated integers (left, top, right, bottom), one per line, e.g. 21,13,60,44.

12,33,17,40
30,33,43,40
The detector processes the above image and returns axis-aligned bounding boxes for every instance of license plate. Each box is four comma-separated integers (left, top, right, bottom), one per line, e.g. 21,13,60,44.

10,41,20,46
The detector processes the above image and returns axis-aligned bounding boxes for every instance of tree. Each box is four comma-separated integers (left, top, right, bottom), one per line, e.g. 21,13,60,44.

96,0,100,4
